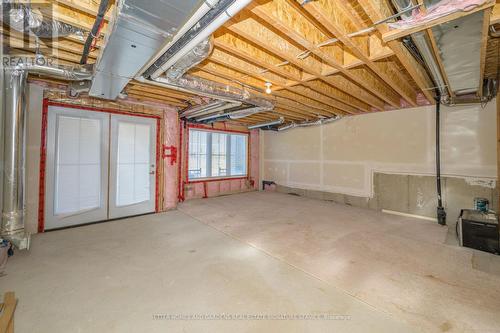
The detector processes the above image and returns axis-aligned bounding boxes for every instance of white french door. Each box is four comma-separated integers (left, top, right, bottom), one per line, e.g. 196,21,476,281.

45,106,157,230
109,115,157,219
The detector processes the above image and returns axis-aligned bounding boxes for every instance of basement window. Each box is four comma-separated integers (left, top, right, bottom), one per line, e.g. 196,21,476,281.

188,128,248,181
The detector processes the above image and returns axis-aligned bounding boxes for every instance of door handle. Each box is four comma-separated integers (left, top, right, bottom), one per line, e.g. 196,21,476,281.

149,171,155,175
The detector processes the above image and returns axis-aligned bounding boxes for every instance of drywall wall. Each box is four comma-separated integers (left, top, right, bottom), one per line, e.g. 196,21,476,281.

263,100,497,198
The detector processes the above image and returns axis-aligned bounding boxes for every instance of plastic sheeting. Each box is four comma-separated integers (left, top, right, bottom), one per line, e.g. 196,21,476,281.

1,2,84,39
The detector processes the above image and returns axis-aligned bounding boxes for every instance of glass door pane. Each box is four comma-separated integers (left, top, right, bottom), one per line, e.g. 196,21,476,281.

45,106,109,230
109,115,156,219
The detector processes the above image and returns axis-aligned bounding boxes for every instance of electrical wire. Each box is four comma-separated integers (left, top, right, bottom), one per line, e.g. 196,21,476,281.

80,0,110,64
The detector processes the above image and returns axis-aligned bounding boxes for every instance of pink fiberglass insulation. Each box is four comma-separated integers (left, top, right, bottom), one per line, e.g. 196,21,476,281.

388,0,490,30
249,129,260,190
163,110,179,210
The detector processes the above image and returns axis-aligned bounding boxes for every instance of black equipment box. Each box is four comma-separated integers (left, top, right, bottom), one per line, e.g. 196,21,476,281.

458,209,499,254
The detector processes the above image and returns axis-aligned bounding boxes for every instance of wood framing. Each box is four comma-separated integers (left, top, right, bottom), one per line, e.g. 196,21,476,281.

2,0,493,125
382,1,495,42
479,8,493,97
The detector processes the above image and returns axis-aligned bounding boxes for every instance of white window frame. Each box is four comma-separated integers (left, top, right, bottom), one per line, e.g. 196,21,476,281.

187,128,249,181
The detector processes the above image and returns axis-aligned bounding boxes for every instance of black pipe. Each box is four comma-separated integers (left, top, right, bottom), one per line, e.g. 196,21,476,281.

80,0,109,64
435,97,446,225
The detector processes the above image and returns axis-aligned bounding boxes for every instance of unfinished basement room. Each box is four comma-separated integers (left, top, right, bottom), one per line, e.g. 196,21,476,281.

1,0,500,332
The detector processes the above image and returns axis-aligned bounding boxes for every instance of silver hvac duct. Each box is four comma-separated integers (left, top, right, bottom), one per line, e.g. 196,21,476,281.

391,0,447,98
143,0,253,79
183,101,242,119
248,117,284,130
180,100,227,118
1,60,92,249
142,74,274,111
89,0,211,100
277,116,342,131
1,2,84,39
165,37,213,80
2,69,28,249
90,0,270,120
190,102,243,120
196,105,268,122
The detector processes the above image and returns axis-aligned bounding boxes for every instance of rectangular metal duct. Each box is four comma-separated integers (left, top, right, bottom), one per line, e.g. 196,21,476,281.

431,11,484,95
393,0,486,96
89,0,205,100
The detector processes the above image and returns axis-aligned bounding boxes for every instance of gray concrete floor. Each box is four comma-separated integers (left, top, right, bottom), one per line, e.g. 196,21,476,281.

179,192,500,333
2,208,415,332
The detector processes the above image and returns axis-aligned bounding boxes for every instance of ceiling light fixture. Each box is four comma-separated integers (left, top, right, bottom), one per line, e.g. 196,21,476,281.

265,82,272,94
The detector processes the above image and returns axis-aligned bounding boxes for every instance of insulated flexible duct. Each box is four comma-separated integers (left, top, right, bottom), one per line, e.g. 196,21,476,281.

1,2,84,39
1,60,92,249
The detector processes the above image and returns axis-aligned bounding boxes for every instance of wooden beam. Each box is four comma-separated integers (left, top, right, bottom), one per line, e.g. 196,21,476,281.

415,0,454,97
214,30,303,82
301,0,417,106
209,48,292,86
382,1,495,42
195,61,350,116
54,0,114,20
491,3,500,24
248,1,401,107
227,12,325,77
479,8,493,97
274,90,346,116
286,85,360,114
357,0,436,104
33,1,109,33
207,49,362,114
129,82,196,99
225,12,388,110
322,74,385,110
302,80,373,112
0,292,17,333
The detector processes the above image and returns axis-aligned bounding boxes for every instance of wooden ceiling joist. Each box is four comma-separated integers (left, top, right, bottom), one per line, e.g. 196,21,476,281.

381,0,496,43
491,3,500,25
9,0,487,125
214,30,304,82
357,0,436,104
300,0,417,106
479,7,493,97
248,0,402,108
